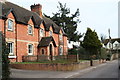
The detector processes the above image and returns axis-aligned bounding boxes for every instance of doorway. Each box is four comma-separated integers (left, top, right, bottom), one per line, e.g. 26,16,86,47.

49,44,53,60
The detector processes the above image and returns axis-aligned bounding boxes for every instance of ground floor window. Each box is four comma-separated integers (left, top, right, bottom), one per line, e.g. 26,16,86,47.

7,42,14,56
59,46,63,55
28,44,33,55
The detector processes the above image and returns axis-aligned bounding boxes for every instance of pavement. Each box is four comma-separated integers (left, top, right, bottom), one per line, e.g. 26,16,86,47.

70,60,119,78
10,60,119,78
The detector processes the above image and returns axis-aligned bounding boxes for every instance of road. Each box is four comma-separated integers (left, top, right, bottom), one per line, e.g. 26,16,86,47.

71,60,119,78
10,60,119,79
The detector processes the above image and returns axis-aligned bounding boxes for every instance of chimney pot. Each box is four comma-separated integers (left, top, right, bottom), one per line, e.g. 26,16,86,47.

30,4,42,18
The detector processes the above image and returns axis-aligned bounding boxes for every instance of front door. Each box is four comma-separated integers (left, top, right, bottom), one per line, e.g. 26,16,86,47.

49,44,53,60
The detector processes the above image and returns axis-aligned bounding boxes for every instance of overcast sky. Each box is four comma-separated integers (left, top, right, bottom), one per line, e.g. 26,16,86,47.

7,0,119,39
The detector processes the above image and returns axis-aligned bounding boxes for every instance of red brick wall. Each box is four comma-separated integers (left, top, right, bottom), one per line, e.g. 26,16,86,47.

1,11,68,62
0,19,4,33
63,36,68,55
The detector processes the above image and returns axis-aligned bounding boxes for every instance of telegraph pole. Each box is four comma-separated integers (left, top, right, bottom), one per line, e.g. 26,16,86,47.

108,28,112,55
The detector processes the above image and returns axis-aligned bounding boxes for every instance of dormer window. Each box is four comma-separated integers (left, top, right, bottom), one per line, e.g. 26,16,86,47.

49,31,52,36
40,28,45,37
28,25,33,35
59,34,62,41
8,19,13,31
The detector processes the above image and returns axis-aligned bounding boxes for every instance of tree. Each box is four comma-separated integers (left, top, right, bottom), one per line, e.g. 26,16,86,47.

1,32,10,79
82,28,102,59
44,2,83,42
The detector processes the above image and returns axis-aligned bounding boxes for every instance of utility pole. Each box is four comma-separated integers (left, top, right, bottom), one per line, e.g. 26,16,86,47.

108,28,112,56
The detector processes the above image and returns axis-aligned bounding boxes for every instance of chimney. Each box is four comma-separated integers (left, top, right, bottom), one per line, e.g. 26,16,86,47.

30,4,42,18
0,0,6,3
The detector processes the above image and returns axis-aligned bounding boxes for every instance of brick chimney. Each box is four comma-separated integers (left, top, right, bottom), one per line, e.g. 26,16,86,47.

30,4,42,18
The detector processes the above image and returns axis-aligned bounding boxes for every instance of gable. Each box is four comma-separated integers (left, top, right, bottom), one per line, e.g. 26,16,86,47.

49,26,53,32
28,18,34,25
38,37,56,47
7,12,15,20
59,29,63,34
113,41,119,44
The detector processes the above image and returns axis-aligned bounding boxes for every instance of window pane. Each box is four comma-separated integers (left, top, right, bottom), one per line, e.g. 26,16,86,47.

40,29,44,37
7,43,13,54
59,46,63,55
59,34,62,40
28,44,33,54
8,19,13,30
50,31,52,36
28,25,32,34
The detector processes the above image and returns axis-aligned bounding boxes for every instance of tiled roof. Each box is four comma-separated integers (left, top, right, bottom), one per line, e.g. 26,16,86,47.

38,37,56,47
104,38,120,45
1,1,67,35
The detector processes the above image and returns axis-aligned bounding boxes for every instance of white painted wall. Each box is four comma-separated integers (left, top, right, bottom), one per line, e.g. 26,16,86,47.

67,40,80,49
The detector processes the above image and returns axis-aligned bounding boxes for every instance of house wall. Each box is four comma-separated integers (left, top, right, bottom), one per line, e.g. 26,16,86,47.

63,36,68,55
0,19,4,33
1,11,68,62
5,12,16,62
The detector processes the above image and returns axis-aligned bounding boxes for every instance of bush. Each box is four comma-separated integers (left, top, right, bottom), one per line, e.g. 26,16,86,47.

106,52,112,61
78,47,91,60
1,32,10,80
68,48,78,55
100,48,107,59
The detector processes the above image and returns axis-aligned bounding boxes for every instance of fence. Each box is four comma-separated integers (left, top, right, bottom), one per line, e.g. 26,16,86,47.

22,55,78,62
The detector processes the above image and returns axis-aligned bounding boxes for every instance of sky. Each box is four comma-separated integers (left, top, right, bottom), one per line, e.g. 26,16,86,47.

7,0,119,39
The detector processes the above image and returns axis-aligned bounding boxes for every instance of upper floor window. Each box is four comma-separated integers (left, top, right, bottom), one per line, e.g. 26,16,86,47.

7,42,14,56
59,34,62,41
28,44,33,55
49,31,52,36
40,28,45,37
28,25,33,35
8,19,13,31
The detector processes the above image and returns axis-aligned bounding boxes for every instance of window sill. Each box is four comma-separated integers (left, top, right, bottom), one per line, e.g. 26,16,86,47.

8,29,13,32
28,33,33,35
28,54,33,56
8,56,17,58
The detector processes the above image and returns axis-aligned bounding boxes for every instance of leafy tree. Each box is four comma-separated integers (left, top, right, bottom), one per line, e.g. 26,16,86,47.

100,47,107,59
44,2,83,42
1,32,10,79
82,28,102,59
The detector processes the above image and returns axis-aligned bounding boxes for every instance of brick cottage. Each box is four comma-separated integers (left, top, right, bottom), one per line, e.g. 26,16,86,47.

0,1,68,62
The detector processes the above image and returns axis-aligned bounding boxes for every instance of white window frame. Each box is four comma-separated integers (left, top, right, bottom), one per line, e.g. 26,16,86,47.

28,44,33,55
7,42,14,56
28,25,33,35
49,31,52,36
59,46,63,55
8,19,14,31
59,34,63,41
40,28,45,37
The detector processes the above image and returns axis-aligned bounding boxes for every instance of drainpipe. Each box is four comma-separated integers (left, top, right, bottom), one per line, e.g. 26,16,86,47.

4,19,7,38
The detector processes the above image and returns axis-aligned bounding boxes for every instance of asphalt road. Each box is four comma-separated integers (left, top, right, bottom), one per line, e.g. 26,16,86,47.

10,60,119,79
71,60,119,78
